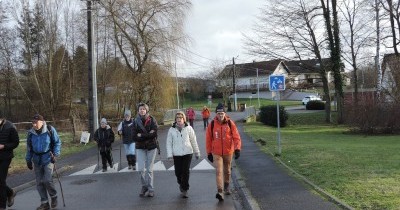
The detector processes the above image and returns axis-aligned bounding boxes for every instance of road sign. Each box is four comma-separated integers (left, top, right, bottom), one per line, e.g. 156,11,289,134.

269,75,285,91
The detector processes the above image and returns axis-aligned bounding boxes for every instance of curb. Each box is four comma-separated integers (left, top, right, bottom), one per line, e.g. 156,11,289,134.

231,161,261,210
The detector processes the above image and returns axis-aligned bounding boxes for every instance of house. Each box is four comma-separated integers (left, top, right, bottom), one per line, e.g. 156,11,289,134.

218,58,337,92
381,53,400,96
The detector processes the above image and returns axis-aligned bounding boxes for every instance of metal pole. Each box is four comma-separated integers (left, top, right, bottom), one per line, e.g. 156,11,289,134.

233,57,237,111
276,91,281,156
175,63,180,109
87,0,99,137
257,67,260,108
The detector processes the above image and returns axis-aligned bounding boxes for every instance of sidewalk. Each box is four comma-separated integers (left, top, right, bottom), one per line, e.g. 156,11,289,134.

227,111,341,210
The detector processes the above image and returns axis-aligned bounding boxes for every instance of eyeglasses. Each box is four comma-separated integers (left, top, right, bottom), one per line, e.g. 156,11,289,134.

176,116,183,119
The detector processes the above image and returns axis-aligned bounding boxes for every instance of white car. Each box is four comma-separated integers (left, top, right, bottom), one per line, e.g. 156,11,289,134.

302,95,322,105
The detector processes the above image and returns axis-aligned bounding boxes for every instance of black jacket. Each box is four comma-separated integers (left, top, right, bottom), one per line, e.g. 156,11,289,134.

94,125,115,152
133,115,158,150
0,120,20,159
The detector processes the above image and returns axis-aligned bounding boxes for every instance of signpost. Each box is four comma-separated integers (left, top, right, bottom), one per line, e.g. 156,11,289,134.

269,75,285,156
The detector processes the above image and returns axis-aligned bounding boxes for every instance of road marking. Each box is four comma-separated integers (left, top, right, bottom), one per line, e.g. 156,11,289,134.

69,159,215,176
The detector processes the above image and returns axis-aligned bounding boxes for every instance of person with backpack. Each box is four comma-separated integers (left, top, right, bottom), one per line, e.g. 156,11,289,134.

117,110,136,170
25,114,61,210
201,106,211,130
94,118,115,172
166,111,200,198
0,111,19,210
206,103,241,202
133,103,158,197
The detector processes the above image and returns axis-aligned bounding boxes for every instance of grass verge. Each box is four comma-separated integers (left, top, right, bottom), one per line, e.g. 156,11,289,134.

10,132,96,174
244,112,400,210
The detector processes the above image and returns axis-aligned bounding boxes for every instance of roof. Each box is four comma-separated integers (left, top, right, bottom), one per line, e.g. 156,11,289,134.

219,58,330,78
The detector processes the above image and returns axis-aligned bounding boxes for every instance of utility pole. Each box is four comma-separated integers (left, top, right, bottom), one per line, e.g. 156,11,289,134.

175,63,180,109
87,0,99,137
232,57,237,111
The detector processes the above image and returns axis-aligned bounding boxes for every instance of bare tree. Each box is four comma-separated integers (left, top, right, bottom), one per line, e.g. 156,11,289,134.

339,0,376,104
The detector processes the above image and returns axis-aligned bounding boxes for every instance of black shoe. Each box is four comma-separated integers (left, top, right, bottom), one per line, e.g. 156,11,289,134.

109,161,114,168
181,191,188,198
139,187,148,197
51,196,58,208
7,189,16,207
216,192,224,201
102,168,107,172
36,202,50,210
128,165,132,169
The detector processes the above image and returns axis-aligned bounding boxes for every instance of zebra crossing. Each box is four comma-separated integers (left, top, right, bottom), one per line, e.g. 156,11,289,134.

69,159,215,176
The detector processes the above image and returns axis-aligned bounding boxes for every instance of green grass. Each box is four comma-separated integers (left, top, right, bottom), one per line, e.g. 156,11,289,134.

10,132,96,174
180,98,300,111
244,113,400,210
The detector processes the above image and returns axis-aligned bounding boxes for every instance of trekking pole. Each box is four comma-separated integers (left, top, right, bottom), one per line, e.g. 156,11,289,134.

119,135,122,170
97,146,100,170
51,154,66,207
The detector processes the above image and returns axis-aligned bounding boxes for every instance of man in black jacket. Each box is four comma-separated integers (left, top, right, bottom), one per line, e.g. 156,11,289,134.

0,111,20,210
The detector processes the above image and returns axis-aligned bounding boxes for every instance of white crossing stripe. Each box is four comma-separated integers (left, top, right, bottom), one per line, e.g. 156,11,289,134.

70,165,97,176
192,159,215,170
153,161,167,171
69,159,215,176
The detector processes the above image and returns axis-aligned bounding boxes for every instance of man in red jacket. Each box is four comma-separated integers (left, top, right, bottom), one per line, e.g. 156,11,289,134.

206,103,241,201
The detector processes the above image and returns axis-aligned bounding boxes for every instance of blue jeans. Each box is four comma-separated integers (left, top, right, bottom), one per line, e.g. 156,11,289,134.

34,162,57,203
136,148,157,192
123,143,135,155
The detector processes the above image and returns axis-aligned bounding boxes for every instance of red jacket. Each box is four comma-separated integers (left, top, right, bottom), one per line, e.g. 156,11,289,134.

201,108,210,119
206,116,241,156
187,108,196,120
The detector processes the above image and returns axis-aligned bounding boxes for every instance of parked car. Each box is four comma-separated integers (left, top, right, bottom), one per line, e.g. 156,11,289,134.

302,95,322,105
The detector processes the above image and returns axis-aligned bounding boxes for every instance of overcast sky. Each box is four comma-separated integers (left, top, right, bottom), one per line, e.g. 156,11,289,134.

177,0,265,77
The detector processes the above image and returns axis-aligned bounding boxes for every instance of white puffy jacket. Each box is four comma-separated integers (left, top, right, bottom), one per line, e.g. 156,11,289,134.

166,122,200,158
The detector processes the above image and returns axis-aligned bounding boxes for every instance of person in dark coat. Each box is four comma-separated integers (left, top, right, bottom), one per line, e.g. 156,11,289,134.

117,110,136,170
94,118,115,172
0,111,19,209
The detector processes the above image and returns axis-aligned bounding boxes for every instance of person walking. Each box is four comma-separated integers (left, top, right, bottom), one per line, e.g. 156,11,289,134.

186,107,195,127
206,103,241,201
133,103,158,197
201,106,210,130
26,114,62,210
117,110,136,170
94,118,115,172
0,111,19,210
166,111,200,198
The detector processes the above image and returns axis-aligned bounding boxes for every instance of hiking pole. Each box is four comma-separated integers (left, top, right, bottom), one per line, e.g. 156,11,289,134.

51,154,66,207
119,135,122,170
97,146,100,170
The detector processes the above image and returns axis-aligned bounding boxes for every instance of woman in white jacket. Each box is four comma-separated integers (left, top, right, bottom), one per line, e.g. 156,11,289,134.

166,111,200,198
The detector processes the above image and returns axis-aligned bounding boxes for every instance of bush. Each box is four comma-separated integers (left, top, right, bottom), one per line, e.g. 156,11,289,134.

306,100,325,110
259,105,288,127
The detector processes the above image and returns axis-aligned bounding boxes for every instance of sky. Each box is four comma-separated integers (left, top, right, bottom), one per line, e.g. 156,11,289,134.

177,0,265,77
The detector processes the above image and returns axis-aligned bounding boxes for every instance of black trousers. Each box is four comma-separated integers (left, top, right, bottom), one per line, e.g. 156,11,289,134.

203,118,209,129
100,149,112,169
173,154,193,191
0,158,13,208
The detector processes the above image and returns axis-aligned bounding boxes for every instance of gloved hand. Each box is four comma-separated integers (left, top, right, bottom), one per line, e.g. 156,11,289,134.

234,149,240,160
195,153,200,160
207,154,213,163
27,161,33,170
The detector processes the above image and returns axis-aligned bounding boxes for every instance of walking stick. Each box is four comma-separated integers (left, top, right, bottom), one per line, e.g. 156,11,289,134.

97,146,100,170
119,135,122,170
51,154,66,207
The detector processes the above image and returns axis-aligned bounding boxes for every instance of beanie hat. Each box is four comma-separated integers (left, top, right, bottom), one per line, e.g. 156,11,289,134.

32,114,45,121
137,103,149,113
124,110,131,117
100,118,107,124
216,103,225,113
175,111,187,122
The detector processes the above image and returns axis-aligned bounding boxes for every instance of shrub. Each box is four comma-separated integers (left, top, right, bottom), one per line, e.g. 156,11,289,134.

306,100,325,110
259,105,288,127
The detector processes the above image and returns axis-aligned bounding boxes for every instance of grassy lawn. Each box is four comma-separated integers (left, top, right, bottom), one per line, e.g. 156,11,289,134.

181,98,300,110
10,132,96,174
244,112,400,210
